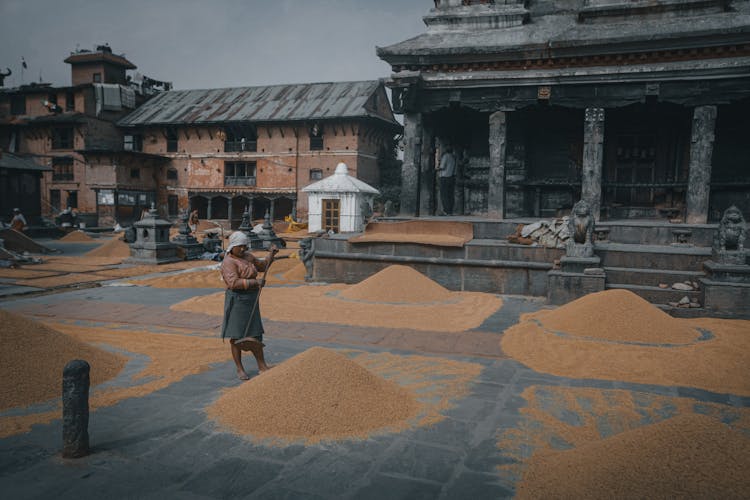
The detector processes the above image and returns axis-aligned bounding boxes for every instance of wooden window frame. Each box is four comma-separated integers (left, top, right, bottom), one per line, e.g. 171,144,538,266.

322,198,340,233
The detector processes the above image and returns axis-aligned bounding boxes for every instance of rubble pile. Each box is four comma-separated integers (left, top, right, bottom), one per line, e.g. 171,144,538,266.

508,218,570,248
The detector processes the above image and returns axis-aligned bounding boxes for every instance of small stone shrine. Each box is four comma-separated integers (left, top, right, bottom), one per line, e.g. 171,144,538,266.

700,206,750,316
547,199,606,305
126,204,180,264
256,210,286,250
171,209,204,260
236,205,264,250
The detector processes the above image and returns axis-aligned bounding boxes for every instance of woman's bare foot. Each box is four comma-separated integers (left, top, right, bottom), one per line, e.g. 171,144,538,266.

258,364,273,373
237,370,250,380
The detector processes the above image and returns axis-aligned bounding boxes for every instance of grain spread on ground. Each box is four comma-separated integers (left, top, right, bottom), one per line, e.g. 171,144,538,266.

500,290,750,395
59,231,96,242
208,347,482,445
171,276,502,332
0,268,63,279
339,265,452,303
279,261,306,282
497,385,750,499
12,272,114,289
0,320,229,438
84,235,131,258
0,310,126,414
92,260,215,279
129,269,223,288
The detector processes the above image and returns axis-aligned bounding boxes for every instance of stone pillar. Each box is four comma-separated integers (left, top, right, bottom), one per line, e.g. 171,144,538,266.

400,112,423,216
227,196,233,228
488,111,507,218
62,360,90,459
419,124,435,216
207,197,213,220
270,198,276,221
582,107,605,221
686,105,717,224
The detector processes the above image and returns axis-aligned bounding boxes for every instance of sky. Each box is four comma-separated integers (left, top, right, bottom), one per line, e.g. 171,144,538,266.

0,0,428,90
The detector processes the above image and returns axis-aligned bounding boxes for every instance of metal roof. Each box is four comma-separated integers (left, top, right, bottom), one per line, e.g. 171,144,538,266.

118,80,399,127
0,152,52,172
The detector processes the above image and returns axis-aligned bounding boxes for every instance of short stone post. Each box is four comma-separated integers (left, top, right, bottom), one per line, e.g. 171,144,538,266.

62,360,90,458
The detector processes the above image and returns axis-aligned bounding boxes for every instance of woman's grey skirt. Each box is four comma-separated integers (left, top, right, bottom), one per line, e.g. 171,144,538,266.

221,289,264,341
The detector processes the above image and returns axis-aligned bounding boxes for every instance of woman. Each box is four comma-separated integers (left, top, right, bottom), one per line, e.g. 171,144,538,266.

188,209,199,235
220,231,278,379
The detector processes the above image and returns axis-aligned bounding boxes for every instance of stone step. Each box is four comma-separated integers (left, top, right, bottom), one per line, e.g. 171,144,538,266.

604,266,704,287
605,283,702,306
595,242,711,271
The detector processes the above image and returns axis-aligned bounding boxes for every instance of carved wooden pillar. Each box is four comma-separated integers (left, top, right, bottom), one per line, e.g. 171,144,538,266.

488,111,507,218
206,196,213,220
227,196,233,228
582,107,605,221
686,105,717,224
400,112,423,216
419,124,435,216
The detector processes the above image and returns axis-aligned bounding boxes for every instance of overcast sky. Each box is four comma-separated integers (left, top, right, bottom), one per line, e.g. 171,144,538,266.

0,0,428,90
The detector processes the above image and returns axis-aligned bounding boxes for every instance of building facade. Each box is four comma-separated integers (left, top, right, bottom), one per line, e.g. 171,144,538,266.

117,81,401,228
377,0,750,222
0,45,164,226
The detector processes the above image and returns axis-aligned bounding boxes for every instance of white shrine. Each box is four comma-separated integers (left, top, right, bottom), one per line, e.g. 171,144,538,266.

303,162,379,233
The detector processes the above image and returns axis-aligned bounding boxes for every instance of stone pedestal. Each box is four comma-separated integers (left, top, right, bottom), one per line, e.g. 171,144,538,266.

700,260,750,317
547,268,606,305
126,206,180,265
171,210,204,260
560,255,601,274
256,211,286,250
236,205,263,250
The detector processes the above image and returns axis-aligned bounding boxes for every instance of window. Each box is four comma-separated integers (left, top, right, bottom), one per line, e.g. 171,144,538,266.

224,125,257,152
67,191,78,209
124,134,142,151
166,169,178,180
168,195,178,217
50,190,61,211
10,95,26,115
52,127,74,149
310,169,323,180
322,199,340,232
52,157,74,181
98,189,115,205
309,123,324,151
130,168,141,179
224,161,256,186
166,129,178,152
66,92,75,111
93,73,102,83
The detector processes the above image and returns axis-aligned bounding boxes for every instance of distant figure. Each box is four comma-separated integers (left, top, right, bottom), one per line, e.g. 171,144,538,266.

437,146,456,215
59,207,74,228
189,209,199,235
10,208,27,232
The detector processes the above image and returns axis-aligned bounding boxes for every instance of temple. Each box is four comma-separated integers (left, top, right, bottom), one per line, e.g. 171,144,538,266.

377,0,750,223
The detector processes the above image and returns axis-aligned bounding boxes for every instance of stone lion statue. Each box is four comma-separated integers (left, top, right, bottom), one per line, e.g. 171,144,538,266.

718,205,746,254
566,200,595,258
298,237,315,281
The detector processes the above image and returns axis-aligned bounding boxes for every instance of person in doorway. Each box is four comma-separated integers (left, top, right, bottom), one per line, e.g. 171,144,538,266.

188,209,199,235
10,208,27,232
220,231,278,380
437,146,457,215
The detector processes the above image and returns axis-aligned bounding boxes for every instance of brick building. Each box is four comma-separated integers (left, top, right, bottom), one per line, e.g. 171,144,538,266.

0,45,166,226
117,81,402,228
378,0,750,222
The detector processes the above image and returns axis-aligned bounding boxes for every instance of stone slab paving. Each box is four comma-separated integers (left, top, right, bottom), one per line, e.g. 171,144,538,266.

1,282,748,499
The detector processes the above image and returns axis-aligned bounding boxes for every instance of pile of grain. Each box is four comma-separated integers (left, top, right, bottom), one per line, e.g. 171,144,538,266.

517,413,750,499
208,347,422,444
0,309,126,412
1,321,229,438
59,231,95,242
500,293,750,395
535,289,699,343
85,235,130,258
339,265,452,303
